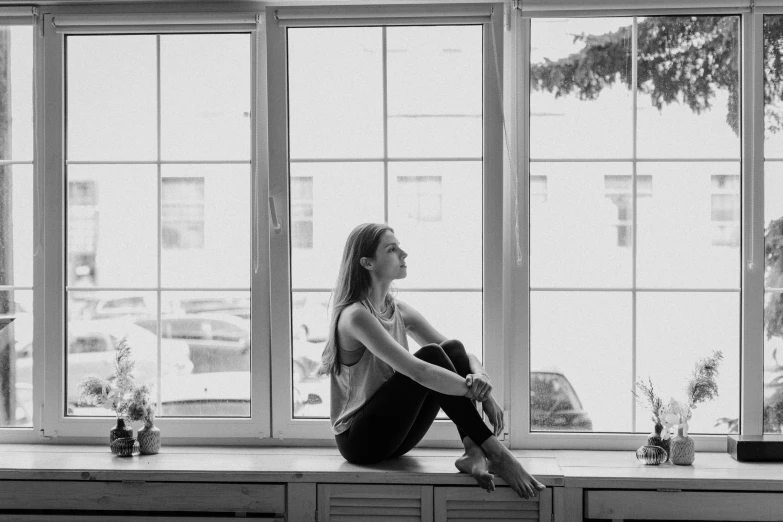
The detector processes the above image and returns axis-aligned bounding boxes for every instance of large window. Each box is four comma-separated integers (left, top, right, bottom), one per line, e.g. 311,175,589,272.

529,16,741,435
764,15,783,435
0,24,33,429
4,3,782,449
64,33,252,420
284,24,485,420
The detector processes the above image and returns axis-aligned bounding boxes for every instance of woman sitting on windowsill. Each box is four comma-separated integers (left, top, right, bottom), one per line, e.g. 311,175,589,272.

319,222,545,499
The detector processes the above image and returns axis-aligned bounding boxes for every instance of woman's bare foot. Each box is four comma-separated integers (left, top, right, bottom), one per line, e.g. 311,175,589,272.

480,437,546,499
455,437,495,492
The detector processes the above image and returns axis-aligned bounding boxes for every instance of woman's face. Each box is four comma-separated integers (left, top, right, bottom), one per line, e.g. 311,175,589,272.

366,231,408,281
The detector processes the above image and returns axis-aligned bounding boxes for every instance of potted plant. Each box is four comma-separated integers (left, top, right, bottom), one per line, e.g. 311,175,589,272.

126,383,160,455
77,337,136,449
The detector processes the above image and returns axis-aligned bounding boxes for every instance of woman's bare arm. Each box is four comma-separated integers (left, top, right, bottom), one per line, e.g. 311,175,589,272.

341,305,469,396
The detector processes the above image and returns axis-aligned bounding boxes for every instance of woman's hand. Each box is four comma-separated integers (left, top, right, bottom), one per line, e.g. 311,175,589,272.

465,373,492,402
482,395,505,437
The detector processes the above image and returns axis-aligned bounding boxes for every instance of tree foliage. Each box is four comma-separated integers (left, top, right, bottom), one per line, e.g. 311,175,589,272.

531,16,741,133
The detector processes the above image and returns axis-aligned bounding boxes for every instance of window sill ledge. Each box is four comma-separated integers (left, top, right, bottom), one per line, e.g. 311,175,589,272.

2,445,783,490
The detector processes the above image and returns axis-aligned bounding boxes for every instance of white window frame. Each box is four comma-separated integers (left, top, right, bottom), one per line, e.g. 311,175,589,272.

0,7,40,443
37,10,272,441
266,3,506,444
510,1,767,451
0,0,776,450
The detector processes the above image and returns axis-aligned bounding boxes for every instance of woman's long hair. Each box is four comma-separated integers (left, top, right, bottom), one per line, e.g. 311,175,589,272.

318,223,394,376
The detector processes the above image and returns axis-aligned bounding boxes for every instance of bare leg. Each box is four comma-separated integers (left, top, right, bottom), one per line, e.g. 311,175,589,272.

454,436,495,492
480,436,546,499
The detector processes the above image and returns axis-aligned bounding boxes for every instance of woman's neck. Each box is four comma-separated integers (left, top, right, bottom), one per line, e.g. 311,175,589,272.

367,282,391,311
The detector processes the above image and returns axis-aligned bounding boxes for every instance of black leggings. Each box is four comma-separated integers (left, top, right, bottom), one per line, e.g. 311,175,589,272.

335,339,494,464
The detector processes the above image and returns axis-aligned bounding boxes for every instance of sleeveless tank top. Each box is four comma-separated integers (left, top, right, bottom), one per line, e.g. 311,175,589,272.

330,298,409,435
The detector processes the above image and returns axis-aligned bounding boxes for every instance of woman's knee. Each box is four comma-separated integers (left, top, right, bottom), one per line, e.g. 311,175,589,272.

414,343,450,366
440,339,466,358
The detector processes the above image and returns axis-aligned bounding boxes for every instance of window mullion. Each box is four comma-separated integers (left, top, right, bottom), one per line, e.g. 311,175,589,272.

741,11,765,437
631,16,638,434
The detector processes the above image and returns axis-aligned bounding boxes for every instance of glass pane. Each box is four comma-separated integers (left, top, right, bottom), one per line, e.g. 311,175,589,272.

0,165,33,287
765,292,783,434
764,16,783,159
636,292,739,434
288,27,383,159
66,165,158,288
2,27,33,161
153,291,249,418
389,162,482,289
0,290,32,427
529,162,633,288
160,34,251,161
766,163,783,249
636,16,740,159
66,35,157,161
161,165,250,289
636,162,741,288
386,26,482,159
66,291,161,416
289,163,385,289
530,291,632,432
397,291,482,361
292,291,329,419
530,18,633,159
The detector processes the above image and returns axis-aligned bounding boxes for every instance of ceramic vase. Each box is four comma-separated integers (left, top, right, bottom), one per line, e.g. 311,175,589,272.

137,423,161,455
109,418,133,451
670,426,695,465
636,445,668,465
647,423,671,461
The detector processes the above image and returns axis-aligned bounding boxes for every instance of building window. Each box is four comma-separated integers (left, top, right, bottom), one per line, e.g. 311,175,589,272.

604,174,652,248
162,177,205,250
530,175,547,203
291,176,313,249
397,175,443,222
710,174,740,247
67,180,98,285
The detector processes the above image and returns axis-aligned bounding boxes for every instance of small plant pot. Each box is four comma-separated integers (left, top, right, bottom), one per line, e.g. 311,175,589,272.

670,426,695,465
110,437,139,457
137,424,161,455
647,423,671,461
109,418,133,449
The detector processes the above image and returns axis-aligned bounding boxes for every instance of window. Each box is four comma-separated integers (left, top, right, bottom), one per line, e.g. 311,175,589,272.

764,15,783,435
51,23,260,438
529,15,741,437
710,174,740,247
291,176,313,249
162,177,205,250
268,6,500,440
530,175,547,203
397,176,443,223
0,23,33,429
5,3,777,449
604,175,653,248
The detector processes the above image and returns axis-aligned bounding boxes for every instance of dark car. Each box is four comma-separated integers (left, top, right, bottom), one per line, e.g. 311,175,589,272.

530,371,593,431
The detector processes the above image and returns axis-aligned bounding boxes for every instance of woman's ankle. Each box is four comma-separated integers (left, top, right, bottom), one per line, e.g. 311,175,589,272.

479,436,505,460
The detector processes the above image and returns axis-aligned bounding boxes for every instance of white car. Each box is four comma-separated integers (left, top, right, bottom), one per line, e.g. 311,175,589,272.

15,319,193,407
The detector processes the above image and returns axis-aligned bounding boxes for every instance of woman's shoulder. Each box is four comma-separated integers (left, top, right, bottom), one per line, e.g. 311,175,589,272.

338,302,371,327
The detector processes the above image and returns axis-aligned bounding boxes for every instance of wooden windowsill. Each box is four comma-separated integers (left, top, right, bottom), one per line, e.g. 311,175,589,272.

1,445,782,491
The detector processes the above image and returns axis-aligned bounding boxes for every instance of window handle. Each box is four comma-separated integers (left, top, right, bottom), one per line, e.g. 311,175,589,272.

269,196,282,233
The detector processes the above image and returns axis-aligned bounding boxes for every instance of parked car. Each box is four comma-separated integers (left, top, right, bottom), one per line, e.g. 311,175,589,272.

159,370,323,417
15,319,193,407
530,370,593,431
134,314,251,374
